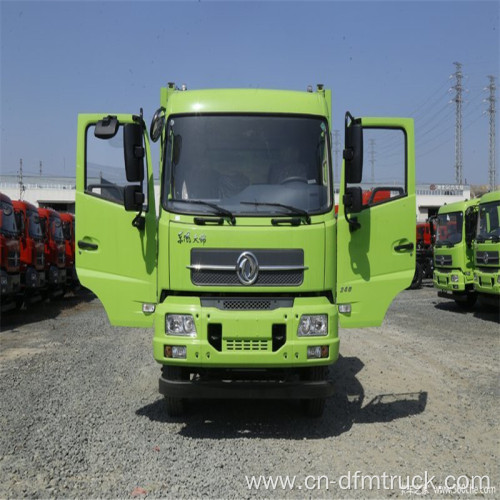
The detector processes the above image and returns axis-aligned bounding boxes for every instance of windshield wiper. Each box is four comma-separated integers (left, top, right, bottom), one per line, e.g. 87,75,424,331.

240,201,311,224
170,199,235,225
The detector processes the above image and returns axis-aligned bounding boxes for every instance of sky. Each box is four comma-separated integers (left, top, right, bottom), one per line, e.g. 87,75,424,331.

1,0,499,185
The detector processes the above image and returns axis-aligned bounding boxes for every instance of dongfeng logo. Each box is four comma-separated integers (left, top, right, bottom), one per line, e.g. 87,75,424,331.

236,251,259,285
483,252,489,264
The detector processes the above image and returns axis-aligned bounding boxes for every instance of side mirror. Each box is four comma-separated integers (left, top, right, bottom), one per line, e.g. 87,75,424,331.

343,112,363,184
95,115,119,139
123,123,145,183
343,186,363,214
464,207,477,247
124,185,145,212
150,107,166,143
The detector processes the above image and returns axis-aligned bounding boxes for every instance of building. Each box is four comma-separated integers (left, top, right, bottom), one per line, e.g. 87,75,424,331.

1,174,472,222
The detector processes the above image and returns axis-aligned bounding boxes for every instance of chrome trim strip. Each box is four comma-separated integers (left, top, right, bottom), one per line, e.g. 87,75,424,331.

187,264,308,271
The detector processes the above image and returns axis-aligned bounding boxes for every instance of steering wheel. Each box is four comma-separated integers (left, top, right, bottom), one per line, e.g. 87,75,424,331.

280,176,308,184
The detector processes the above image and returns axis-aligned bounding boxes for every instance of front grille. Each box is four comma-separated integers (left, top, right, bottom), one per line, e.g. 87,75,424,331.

225,339,270,351
8,250,20,268
201,297,294,310
190,249,305,287
434,254,452,267
476,251,499,266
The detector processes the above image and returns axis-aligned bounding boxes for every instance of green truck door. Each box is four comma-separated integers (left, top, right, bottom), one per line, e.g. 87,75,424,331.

75,114,157,327
337,118,416,328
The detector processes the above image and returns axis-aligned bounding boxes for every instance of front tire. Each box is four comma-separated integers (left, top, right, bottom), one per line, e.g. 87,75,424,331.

162,366,188,417
301,366,328,418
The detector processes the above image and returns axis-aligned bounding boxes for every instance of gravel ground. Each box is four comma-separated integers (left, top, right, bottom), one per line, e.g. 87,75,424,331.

0,284,498,498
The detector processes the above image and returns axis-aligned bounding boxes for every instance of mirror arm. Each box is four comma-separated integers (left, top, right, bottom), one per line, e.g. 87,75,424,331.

345,211,361,232
132,207,145,231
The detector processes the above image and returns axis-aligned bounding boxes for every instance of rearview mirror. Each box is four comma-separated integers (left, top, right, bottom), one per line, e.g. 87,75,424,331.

343,186,362,214
343,112,363,184
94,115,119,139
124,185,145,212
124,123,145,183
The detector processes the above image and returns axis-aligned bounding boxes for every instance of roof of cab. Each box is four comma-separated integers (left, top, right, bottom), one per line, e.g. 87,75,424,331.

162,88,330,117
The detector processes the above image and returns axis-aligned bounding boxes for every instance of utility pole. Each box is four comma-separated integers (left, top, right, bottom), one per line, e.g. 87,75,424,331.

485,76,496,190
369,138,376,184
451,62,464,185
18,158,25,199
332,130,341,183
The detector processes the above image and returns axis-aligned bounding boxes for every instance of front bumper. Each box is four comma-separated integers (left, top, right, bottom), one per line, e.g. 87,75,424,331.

0,270,21,297
159,376,335,400
153,295,339,369
48,266,67,286
474,268,500,296
433,268,472,294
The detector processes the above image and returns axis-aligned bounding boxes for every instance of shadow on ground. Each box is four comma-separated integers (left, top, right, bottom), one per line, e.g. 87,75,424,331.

0,288,95,331
434,300,499,324
136,355,427,439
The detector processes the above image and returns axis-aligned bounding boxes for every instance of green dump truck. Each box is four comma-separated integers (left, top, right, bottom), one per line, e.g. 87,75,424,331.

474,190,500,307
433,198,479,308
75,83,415,416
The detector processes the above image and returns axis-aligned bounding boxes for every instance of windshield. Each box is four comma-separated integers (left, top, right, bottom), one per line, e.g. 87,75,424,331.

50,216,64,243
28,210,43,239
477,201,500,240
435,211,463,246
0,201,17,236
162,115,332,217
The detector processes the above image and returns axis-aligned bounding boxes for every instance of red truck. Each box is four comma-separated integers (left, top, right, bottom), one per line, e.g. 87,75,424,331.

38,207,66,295
0,193,21,311
60,212,78,288
12,200,46,305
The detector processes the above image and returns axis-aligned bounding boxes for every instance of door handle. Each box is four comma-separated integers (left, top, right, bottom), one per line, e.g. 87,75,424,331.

78,240,98,251
394,242,414,252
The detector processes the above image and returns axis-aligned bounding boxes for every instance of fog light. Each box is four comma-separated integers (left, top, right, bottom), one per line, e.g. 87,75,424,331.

338,304,351,314
452,285,459,290
142,303,156,313
298,315,327,336
164,345,187,359
166,314,197,336
307,345,329,359
451,275,459,283
307,346,322,359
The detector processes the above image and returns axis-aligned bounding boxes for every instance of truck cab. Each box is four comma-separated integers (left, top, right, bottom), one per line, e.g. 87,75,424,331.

12,200,46,305
0,192,21,312
474,190,500,306
38,207,66,295
75,84,415,417
433,198,479,307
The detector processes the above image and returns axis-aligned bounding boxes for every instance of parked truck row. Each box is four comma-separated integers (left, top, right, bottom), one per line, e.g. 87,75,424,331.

0,192,78,313
433,190,500,308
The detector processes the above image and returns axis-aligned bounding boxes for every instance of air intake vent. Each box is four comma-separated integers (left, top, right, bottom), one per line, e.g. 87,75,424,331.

225,339,270,351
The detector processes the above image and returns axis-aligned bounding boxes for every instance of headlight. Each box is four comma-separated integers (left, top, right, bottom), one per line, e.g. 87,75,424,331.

298,314,328,336
0,276,7,286
497,275,500,284
451,275,459,283
166,314,197,336
474,273,478,282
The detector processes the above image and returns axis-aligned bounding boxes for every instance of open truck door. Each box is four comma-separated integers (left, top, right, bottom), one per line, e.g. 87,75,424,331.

337,115,415,327
75,114,157,327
